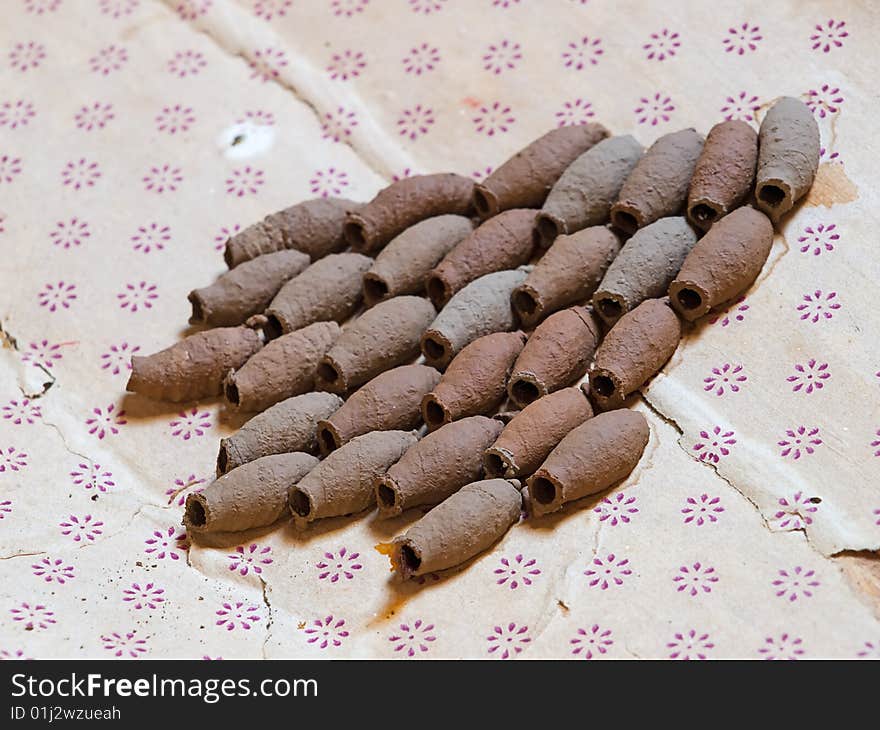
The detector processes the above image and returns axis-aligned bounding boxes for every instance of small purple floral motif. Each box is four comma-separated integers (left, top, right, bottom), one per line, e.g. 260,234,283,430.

252,0,292,20
554,98,595,127
388,619,436,656
798,223,838,256
144,526,189,560
681,494,725,525
237,109,275,126
770,492,820,531
871,429,880,457
60,514,103,542
167,50,207,77
787,359,830,394
225,166,265,197
473,101,515,136
392,168,413,182
487,623,530,659
562,36,603,70
70,462,115,492
0,500,11,519
471,166,493,181
228,544,273,576
61,158,101,190
797,290,840,323
594,493,638,526
0,649,30,659
857,641,880,658
316,547,363,582
155,104,195,134
117,281,158,312
175,0,212,20
709,296,749,326
0,447,27,473
643,28,680,61
397,104,435,141
409,0,445,13
635,92,675,126
584,553,632,590
122,582,165,610
327,49,366,81
310,167,349,197
89,45,128,75
22,339,64,370
305,615,348,648
249,46,288,82
102,631,147,658
0,99,36,130
494,554,541,589
773,566,820,601
50,217,90,249
667,629,714,660
492,0,520,6
759,633,804,660
10,602,56,631
703,363,746,396
3,398,42,425
811,19,848,53
131,222,170,254
75,101,114,131
169,408,211,440
0,154,22,185
321,106,358,143
720,90,760,122
402,43,440,76
331,0,368,17
570,625,613,659
100,0,140,18
874,507,880,526
673,562,719,596
805,84,844,118
9,41,47,73
693,426,736,464
85,403,127,439
165,474,205,506
101,342,139,375
143,163,183,193
820,146,841,164
214,223,240,251
24,0,61,13
778,426,823,460
483,39,522,75
723,22,762,55
32,557,75,584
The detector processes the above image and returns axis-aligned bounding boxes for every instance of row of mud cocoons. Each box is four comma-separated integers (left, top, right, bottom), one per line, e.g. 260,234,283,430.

126,96,819,580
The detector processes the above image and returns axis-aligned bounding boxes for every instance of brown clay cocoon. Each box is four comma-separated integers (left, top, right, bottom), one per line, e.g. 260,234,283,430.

185,452,319,533
189,250,311,327
390,478,522,578
217,391,343,474
669,206,773,321
376,416,504,518
127,327,262,402
536,135,644,246
316,364,440,455
363,215,474,306
511,226,620,328
264,253,372,337
610,128,705,234
528,409,649,516
315,296,436,394
420,268,529,369
425,209,537,308
225,321,340,412
687,120,758,231
507,306,600,408
755,96,820,221
593,217,698,326
289,430,417,526
224,197,360,268
589,298,681,409
473,123,610,218
421,331,526,430
343,174,474,254
485,387,593,479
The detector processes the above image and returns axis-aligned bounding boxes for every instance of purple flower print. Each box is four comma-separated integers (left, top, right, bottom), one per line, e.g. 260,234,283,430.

811,19,848,53
570,625,613,659
494,554,541,589
483,39,522,75
693,426,736,464
249,46,288,82
24,0,62,13
673,562,719,596
165,474,205,506
857,641,880,659
720,91,760,122
305,615,349,648
75,101,114,131
643,28,680,61
709,296,749,326
131,222,170,254
402,43,440,76
70,462,115,492
773,566,820,601
50,217,90,249
3,398,41,425
778,426,823,460
873,507,880,526
228,544,273,576
492,0,520,6
471,166,493,181
0,99,36,130
723,22,762,55
155,104,195,134
85,403,127,439
584,553,632,590
797,290,840,323
101,342,139,375
252,0,292,20
143,163,182,193
327,49,366,81
10,602,56,631
759,633,804,660
175,0,212,19
871,429,880,457
397,104,435,141
32,557,75,584
681,494,725,525
8,41,46,73
487,623,530,659
703,363,746,396
0,649,31,660
594,493,639,526
60,514,103,543
144,526,189,560
89,45,128,75
820,146,841,164
102,631,147,658
214,223,240,251
473,101,515,136
321,106,358,143
61,158,101,190
409,0,445,13
0,447,27,473
0,212,5,234
769,492,820,531
122,583,165,610
798,223,838,256
554,98,595,127
562,36,603,70
167,50,207,77
0,154,22,185
237,109,275,126
388,619,436,656
787,359,830,394
169,408,211,440
22,339,64,370
331,0,368,17
316,547,363,582
117,281,158,311
805,84,844,118
635,92,675,126
668,629,714,660
225,166,264,197
392,168,413,182
310,167,349,197
100,0,140,18
0,500,12,519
